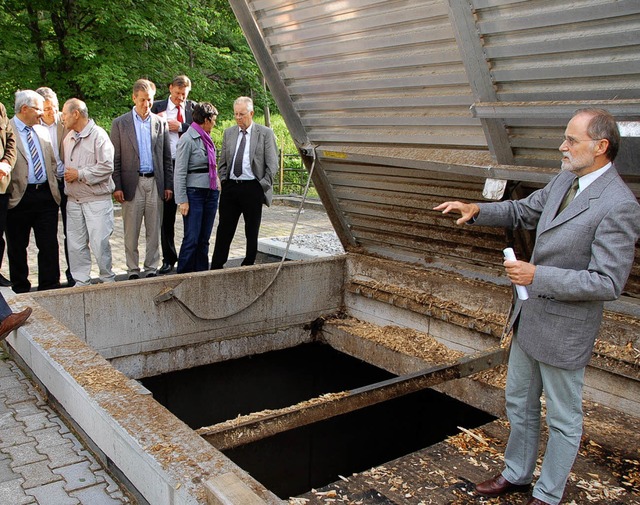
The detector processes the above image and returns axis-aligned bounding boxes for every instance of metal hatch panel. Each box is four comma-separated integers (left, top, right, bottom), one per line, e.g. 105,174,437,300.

229,0,640,292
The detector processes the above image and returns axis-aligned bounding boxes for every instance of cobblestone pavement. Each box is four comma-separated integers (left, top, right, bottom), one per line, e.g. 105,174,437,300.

0,355,132,504
0,198,334,504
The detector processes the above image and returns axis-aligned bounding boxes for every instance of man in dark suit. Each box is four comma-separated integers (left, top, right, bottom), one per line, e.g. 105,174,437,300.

151,75,195,274
435,108,640,505
211,96,277,269
8,90,62,293
36,87,74,287
111,79,172,279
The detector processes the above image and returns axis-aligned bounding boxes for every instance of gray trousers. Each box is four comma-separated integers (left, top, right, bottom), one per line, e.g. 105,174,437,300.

67,199,116,286
502,336,585,505
122,176,161,274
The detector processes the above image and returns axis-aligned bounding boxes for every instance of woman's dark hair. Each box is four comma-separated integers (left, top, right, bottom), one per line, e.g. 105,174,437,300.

192,102,218,125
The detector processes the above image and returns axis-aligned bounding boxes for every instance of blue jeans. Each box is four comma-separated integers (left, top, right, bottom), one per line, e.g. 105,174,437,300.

177,188,219,273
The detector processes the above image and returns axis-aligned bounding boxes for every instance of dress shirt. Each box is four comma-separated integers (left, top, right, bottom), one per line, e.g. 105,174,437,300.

165,98,183,159
132,109,153,174
575,162,611,197
14,116,47,184
230,123,254,180
42,120,65,177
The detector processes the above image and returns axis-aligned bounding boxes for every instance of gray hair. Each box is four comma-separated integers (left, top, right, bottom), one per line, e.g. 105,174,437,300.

234,96,254,112
64,98,89,119
15,90,43,112
35,87,59,109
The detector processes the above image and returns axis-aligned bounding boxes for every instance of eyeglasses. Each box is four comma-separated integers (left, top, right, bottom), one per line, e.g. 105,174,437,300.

27,105,43,113
561,136,601,147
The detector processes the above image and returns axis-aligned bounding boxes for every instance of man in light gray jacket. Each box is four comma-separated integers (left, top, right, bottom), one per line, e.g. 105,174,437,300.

435,108,640,505
61,99,116,286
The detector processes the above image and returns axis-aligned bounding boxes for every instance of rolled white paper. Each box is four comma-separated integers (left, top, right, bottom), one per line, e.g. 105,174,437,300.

503,247,529,300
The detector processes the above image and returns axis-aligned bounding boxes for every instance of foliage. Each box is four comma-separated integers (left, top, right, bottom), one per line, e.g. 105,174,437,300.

0,0,275,122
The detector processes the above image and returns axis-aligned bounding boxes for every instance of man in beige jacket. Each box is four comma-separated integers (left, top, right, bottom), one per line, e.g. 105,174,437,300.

61,98,116,286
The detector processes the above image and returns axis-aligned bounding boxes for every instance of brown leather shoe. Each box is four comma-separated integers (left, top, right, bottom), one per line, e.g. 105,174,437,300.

475,474,531,497
526,498,551,505
0,307,32,341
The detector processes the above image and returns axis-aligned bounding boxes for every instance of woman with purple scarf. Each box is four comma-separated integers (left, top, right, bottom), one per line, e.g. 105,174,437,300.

174,102,220,273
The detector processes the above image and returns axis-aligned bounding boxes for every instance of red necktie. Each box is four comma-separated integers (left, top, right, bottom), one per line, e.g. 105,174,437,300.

176,106,184,137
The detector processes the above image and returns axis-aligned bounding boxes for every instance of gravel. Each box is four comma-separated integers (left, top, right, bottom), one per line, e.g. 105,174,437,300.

271,231,345,256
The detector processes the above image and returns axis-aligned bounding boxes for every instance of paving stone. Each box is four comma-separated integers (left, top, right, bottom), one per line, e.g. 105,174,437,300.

71,483,125,505
79,449,102,472
0,425,35,448
0,361,18,378
26,480,80,505
3,385,35,405
2,441,47,467
40,441,86,470
0,477,36,504
0,410,19,430
0,452,21,484
14,459,63,489
21,412,57,433
12,400,43,420
0,375,25,392
53,460,97,491
32,426,70,450
49,415,71,436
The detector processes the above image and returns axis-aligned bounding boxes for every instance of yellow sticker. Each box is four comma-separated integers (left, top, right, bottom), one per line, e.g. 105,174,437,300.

322,150,348,159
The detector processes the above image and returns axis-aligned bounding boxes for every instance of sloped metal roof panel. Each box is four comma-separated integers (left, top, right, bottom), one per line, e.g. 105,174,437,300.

230,0,640,294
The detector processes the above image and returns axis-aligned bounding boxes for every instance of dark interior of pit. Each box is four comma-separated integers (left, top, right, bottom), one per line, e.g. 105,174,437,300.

141,342,496,499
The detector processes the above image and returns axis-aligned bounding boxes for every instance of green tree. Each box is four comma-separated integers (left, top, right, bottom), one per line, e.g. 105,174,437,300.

0,0,272,124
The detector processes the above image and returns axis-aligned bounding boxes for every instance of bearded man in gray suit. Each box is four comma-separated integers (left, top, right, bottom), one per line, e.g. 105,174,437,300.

435,108,640,505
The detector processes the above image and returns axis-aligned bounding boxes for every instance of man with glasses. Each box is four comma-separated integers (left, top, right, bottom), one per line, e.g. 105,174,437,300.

434,108,640,505
210,96,277,269
7,90,61,293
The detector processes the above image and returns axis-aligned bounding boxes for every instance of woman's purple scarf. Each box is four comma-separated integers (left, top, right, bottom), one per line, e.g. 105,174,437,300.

191,122,217,190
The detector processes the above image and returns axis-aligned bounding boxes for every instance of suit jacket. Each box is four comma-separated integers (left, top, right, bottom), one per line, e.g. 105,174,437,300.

0,103,16,194
151,98,195,134
8,118,61,208
110,110,172,201
218,123,277,206
476,166,640,369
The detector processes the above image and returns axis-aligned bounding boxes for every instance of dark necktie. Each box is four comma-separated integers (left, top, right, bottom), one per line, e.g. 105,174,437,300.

176,106,184,137
233,129,247,178
557,177,579,216
26,127,45,181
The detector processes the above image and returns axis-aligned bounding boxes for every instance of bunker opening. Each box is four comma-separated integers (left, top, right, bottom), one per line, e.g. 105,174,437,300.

142,342,497,499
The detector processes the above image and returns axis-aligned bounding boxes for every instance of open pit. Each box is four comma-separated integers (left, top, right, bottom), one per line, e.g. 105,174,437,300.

3,253,638,504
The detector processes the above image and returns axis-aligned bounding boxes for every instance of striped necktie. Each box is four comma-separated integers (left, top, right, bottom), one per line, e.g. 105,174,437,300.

26,126,45,181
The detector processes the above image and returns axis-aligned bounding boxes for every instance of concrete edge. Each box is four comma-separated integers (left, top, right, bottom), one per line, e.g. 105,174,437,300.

5,295,285,505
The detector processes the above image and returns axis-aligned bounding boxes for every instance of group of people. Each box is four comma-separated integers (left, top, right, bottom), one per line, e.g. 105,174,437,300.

0,75,278,294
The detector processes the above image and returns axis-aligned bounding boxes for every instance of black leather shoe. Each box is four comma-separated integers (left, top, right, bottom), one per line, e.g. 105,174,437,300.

0,274,12,287
475,474,530,497
0,307,32,341
158,263,174,275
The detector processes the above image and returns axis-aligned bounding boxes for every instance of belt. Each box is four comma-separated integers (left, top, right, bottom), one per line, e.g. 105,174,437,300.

188,168,209,174
139,172,154,178
227,178,256,184
27,183,49,191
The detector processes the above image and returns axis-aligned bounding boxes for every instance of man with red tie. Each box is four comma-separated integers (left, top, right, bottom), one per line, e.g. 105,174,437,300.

151,75,195,275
